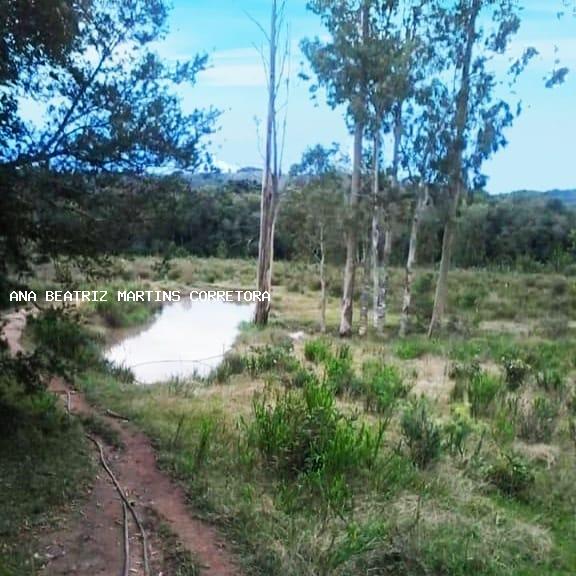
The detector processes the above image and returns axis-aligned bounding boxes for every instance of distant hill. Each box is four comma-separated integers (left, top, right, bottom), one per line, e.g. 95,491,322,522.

497,189,576,206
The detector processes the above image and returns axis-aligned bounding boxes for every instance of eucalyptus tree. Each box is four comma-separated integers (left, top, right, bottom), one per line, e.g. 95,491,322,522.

254,0,290,325
426,0,533,336
284,144,347,332
366,0,430,333
303,0,372,337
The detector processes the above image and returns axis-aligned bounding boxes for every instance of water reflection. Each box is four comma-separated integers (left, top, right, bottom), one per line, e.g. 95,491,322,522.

106,300,254,384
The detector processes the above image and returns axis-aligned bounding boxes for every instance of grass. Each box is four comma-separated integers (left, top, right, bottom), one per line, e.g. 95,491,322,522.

0,373,92,575
6,257,576,575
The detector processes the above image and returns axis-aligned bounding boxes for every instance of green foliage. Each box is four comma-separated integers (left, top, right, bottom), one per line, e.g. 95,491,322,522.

304,338,332,363
394,337,441,360
245,344,297,376
210,353,247,384
29,308,101,372
361,361,408,415
485,452,535,499
401,399,443,469
467,371,502,419
501,355,530,391
246,379,384,510
443,406,474,459
535,369,566,397
323,346,361,397
95,295,157,328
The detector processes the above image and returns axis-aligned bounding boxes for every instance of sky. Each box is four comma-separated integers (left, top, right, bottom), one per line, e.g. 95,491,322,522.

156,0,575,194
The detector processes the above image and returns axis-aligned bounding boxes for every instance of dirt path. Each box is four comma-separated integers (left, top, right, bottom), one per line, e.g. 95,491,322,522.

2,309,240,576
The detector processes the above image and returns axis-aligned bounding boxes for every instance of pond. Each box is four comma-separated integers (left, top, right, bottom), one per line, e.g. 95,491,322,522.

106,300,254,384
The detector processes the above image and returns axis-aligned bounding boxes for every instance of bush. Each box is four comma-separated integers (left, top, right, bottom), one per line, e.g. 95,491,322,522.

443,406,474,459
246,379,384,509
535,368,565,397
210,353,247,383
361,361,408,415
501,356,530,391
449,360,481,402
324,352,361,397
485,452,534,498
467,370,501,418
29,308,101,373
245,345,297,376
304,338,332,364
401,399,443,469
394,338,439,360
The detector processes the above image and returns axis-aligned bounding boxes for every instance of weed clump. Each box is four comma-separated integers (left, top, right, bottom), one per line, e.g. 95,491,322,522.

517,396,559,443
303,338,331,363
323,345,361,396
245,378,384,510
401,399,443,469
361,361,408,415
485,452,534,498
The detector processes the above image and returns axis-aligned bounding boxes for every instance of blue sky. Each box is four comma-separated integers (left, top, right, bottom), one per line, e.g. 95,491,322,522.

157,0,576,194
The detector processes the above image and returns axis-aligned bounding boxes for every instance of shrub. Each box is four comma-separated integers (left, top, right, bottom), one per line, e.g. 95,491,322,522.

535,368,565,397
501,356,530,391
443,406,473,459
304,338,332,364
361,361,408,415
517,396,559,443
485,452,534,498
401,399,442,469
467,371,501,418
210,353,246,383
246,379,384,509
288,365,317,389
29,308,101,372
394,338,439,360
449,360,481,402
324,348,360,397
245,345,296,376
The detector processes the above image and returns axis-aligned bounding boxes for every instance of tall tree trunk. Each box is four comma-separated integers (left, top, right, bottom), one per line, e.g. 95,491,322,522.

371,131,382,331
339,0,368,337
379,218,392,325
359,242,370,336
400,184,427,337
255,0,279,326
428,0,480,337
376,103,401,328
319,224,327,333
339,119,363,336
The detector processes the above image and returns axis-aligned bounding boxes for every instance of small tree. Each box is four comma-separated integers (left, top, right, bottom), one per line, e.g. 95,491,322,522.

427,0,533,336
285,145,346,332
303,0,372,337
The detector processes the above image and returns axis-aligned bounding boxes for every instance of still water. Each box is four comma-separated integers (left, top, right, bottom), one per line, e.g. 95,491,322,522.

106,300,254,384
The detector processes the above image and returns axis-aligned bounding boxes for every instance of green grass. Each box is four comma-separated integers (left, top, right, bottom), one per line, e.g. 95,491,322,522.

0,399,92,575
7,257,576,575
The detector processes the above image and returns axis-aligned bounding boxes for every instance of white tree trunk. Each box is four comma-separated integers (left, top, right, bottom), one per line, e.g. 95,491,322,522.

255,0,279,326
400,184,427,337
371,131,382,332
319,224,327,333
359,243,370,336
339,120,363,336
